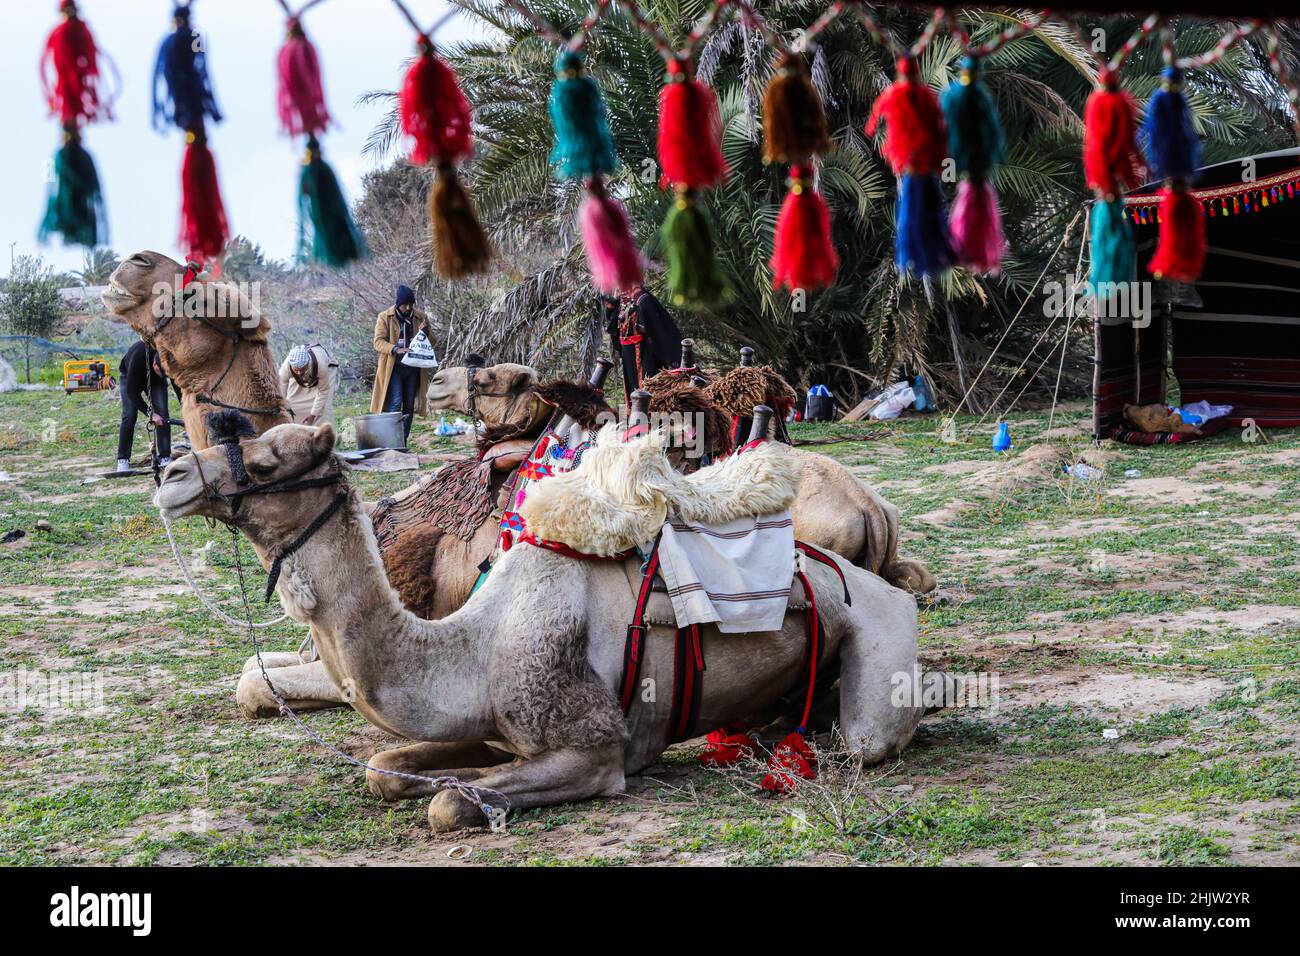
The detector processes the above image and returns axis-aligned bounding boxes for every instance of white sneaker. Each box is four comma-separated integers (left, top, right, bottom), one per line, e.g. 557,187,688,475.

116,459,130,473
158,457,172,468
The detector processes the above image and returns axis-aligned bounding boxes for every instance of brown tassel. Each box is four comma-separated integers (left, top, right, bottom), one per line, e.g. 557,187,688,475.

430,164,492,278
762,53,830,165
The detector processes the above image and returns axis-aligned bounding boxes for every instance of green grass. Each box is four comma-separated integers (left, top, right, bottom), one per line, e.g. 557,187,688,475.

2,389,1299,865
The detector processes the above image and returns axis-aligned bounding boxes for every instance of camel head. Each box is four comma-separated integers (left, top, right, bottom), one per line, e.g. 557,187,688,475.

426,363,539,421
101,250,272,378
154,411,343,542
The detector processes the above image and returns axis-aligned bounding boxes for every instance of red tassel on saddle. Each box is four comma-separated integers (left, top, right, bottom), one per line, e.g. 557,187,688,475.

180,131,230,262
698,726,758,767
761,731,817,794
658,59,728,190
771,165,838,291
276,17,330,137
399,36,473,167
866,57,946,176
1083,69,1144,198
41,0,111,126
1148,187,1205,282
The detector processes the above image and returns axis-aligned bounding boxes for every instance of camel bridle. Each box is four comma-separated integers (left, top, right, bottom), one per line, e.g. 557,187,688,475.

464,365,537,430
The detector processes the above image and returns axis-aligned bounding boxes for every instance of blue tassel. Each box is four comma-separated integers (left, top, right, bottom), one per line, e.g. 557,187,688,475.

548,49,617,181
153,4,222,133
1142,67,1200,183
896,174,953,278
1089,197,1135,288
942,56,1004,183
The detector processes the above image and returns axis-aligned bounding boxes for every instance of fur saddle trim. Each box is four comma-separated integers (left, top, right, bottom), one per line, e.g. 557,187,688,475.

520,425,802,557
534,379,615,430
638,371,732,457
704,365,797,417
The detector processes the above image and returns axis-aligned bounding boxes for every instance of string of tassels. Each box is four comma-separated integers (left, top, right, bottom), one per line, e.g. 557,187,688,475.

942,55,1005,274
1143,62,1206,282
38,0,111,248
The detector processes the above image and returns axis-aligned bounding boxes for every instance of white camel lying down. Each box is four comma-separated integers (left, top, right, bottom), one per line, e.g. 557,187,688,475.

155,419,938,831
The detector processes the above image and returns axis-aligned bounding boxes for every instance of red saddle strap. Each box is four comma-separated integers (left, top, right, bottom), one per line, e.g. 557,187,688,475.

618,539,661,714
795,540,851,605
668,623,706,745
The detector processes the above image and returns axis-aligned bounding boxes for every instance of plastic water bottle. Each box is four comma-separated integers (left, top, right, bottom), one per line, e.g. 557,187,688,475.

992,421,1012,453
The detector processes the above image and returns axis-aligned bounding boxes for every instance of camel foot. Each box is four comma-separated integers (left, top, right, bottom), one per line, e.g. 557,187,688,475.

235,662,347,720
884,559,936,595
366,741,505,802
428,789,488,833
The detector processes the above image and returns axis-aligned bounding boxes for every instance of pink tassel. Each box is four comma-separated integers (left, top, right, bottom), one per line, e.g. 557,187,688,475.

950,179,1003,275
276,18,330,137
579,180,644,294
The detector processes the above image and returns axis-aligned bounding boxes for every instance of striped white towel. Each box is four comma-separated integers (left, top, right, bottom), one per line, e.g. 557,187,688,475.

656,511,795,634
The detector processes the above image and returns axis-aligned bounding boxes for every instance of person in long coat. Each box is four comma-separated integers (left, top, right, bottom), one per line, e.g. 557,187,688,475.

602,285,684,404
370,284,430,442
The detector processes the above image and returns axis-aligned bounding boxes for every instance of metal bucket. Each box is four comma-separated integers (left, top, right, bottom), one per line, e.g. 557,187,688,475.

353,412,405,450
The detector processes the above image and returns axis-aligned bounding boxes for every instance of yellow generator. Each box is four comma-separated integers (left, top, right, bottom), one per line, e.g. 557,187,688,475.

63,358,115,394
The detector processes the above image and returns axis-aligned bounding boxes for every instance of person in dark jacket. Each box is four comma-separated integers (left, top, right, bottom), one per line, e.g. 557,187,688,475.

602,285,684,404
117,340,175,472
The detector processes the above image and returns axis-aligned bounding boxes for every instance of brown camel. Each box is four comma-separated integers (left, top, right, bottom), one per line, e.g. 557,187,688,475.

428,363,936,593
154,419,935,831
101,250,289,449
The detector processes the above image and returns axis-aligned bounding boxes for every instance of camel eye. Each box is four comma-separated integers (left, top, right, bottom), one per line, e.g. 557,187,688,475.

247,461,275,477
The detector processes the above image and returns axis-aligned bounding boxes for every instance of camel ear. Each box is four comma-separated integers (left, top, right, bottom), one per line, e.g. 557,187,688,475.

510,367,538,393
311,422,337,461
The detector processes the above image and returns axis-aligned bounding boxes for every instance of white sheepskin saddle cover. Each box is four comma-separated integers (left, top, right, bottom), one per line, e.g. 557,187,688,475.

518,425,802,557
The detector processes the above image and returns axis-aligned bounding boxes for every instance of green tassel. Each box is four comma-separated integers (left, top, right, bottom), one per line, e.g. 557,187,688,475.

39,133,107,248
549,49,617,182
942,56,1005,183
1089,197,1135,289
298,138,366,268
662,191,728,308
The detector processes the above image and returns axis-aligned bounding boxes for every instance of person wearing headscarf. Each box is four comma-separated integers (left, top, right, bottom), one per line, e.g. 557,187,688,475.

370,284,430,443
602,285,684,404
278,343,338,427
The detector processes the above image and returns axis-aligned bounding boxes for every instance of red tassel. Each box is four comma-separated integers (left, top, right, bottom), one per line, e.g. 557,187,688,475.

698,728,759,768
276,17,330,137
1148,188,1205,281
400,36,473,167
771,165,838,291
1083,69,1144,198
41,1,111,127
579,179,644,294
760,731,817,794
866,57,946,176
658,60,728,190
950,179,1004,274
180,132,230,262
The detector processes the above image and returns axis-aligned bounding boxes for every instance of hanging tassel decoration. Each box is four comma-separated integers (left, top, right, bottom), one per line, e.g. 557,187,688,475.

1089,197,1135,288
1083,68,1144,198
153,4,222,134
298,136,365,268
580,178,643,294
762,52,830,165
39,127,107,247
942,56,1005,273
896,173,953,277
276,17,330,137
180,130,230,262
550,49,617,181
399,34,489,277
662,190,728,306
1147,188,1205,282
771,165,839,291
658,59,728,189
41,1,111,126
1143,67,1201,185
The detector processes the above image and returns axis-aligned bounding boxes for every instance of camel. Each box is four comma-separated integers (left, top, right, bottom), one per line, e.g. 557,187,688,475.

154,417,933,830
101,250,289,449
428,363,936,593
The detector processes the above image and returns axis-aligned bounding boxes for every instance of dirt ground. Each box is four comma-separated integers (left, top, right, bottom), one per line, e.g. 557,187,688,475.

2,390,1298,866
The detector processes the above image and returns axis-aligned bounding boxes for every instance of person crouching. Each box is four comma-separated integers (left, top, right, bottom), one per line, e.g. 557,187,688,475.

278,344,338,427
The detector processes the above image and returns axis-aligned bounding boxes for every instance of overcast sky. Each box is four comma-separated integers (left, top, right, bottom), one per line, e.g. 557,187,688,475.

3,0,488,278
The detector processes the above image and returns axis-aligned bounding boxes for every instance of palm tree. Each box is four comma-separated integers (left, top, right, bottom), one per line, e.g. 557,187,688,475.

366,3,1296,406
75,247,119,286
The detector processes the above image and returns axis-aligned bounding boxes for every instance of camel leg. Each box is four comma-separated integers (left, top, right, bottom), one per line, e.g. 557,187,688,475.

837,598,926,763
240,651,305,673
366,741,513,803
235,660,345,719
426,744,625,833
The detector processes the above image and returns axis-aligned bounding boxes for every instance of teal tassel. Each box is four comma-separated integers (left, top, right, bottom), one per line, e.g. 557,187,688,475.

549,49,617,181
1089,197,1134,289
942,56,1004,183
662,190,728,308
298,137,365,268
39,133,107,248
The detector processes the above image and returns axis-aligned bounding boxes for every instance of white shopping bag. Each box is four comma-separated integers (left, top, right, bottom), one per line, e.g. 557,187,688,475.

400,329,440,369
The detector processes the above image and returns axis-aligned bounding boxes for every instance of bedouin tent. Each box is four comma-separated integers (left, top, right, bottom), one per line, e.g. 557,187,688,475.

1094,148,1300,444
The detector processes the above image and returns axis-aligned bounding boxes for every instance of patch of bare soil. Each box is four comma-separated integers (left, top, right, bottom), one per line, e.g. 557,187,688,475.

1002,671,1228,717
1108,476,1279,504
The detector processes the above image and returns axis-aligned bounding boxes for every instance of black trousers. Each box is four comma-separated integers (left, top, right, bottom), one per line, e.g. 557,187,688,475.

117,382,171,461
384,363,420,443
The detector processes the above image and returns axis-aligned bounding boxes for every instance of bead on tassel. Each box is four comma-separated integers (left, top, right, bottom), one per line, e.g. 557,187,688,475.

762,52,830,165
658,59,728,190
298,136,365,268
41,1,111,127
180,129,230,263
1089,197,1135,289
1147,188,1205,282
579,178,643,294
153,4,222,134
277,17,330,137
1083,68,1144,198
39,126,107,247
942,56,1005,273
550,49,617,181
662,189,728,307
770,164,838,292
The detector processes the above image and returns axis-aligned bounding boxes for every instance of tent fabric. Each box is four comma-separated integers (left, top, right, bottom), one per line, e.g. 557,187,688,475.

1095,148,1300,440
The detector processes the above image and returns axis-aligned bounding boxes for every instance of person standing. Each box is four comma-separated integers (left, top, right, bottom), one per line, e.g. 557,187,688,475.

117,340,174,472
602,285,684,403
278,344,338,427
370,284,429,443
